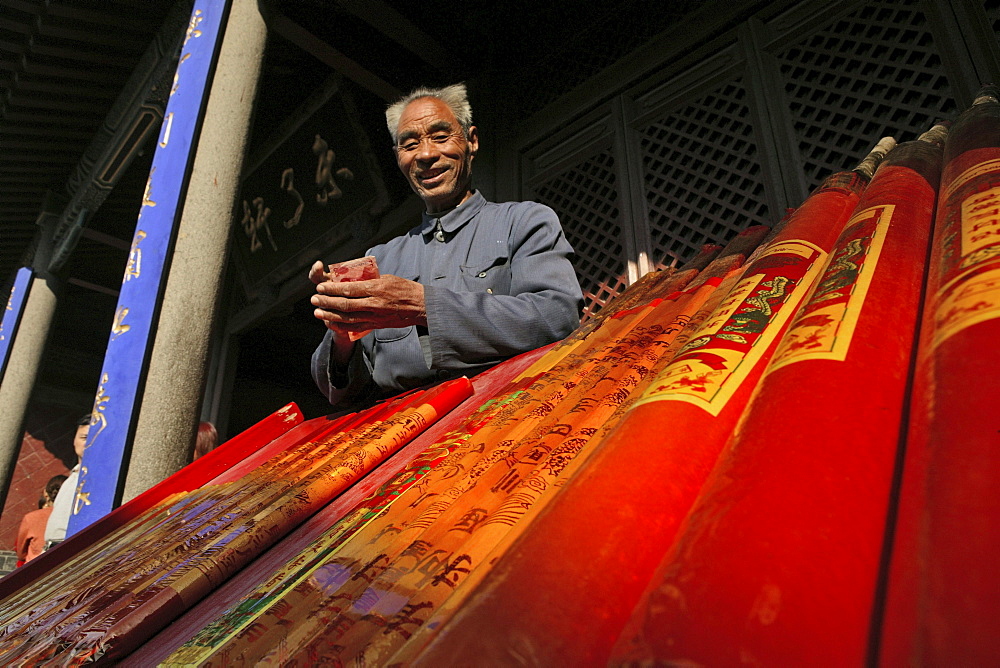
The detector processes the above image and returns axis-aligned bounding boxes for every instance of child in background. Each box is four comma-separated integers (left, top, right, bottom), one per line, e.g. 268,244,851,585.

14,474,67,565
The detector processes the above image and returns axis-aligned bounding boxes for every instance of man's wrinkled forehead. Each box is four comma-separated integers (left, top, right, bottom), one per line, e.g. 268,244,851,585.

397,97,461,134
397,119,455,142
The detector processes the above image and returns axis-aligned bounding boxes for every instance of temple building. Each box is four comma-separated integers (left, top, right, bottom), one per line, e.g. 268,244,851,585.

0,0,997,663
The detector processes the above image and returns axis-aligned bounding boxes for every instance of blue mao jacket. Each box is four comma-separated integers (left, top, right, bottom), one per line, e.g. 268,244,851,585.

312,191,583,402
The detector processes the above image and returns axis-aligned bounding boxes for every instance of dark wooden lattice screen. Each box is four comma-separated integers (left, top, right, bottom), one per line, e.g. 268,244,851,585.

637,79,771,269
986,0,1000,38
775,0,958,187
533,150,629,322
516,0,993,318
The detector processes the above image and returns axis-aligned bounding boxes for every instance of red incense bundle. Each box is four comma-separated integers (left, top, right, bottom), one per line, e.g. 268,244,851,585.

610,126,945,666
882,85,1000,666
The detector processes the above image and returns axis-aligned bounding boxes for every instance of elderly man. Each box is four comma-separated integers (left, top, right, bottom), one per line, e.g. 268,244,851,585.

310,83,583,404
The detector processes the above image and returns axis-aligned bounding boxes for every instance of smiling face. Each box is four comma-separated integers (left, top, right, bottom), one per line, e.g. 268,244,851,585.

394,96,478,214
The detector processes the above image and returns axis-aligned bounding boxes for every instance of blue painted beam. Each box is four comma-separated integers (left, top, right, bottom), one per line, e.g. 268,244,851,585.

0,267,34,383
68,0,233,536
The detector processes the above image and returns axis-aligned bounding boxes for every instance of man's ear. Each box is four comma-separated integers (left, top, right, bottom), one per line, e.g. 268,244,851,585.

467,126,479,157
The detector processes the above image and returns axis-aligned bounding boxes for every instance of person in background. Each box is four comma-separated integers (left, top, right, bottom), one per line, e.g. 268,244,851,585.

192,421,219,460
43,414,90,549
311,83,583,405
14,474,67,566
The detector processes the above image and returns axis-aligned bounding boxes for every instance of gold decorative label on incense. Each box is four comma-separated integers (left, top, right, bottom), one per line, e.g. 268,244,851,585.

766,204,893,373
933,151,1000,347
634,240,827,416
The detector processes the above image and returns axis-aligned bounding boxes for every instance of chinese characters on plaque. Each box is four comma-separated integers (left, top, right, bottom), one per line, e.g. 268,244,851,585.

240,133,355,254
232,91,386,296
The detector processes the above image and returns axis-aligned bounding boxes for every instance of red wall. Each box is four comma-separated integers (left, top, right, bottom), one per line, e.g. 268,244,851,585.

1,404,78,552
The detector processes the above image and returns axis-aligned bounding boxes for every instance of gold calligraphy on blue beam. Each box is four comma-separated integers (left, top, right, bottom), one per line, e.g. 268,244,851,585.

142,168,157,207
125,231,147,282
185,8,204,45
111,306,131,340
89,373,110,443
0,286,12,343
72,465,91,516
69,0,232,536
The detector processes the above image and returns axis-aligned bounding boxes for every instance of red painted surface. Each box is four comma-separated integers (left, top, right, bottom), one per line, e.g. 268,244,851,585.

0,406,76,552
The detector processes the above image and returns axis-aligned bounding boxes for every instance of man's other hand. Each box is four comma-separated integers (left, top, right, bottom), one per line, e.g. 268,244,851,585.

308,260,328,286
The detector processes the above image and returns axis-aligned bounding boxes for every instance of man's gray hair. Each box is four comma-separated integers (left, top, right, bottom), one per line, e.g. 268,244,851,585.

385,83,473,143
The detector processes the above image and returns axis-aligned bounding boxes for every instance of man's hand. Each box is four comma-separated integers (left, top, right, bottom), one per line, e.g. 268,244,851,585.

310,261,427,333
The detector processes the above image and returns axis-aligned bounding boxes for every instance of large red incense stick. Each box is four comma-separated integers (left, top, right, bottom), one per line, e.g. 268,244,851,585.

610,127,944,666
882,86,1000,665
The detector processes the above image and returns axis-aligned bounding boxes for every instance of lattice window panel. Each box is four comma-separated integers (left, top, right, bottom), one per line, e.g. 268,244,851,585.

775,0,958,188
638,79,770,269
504,0,693,117
533,150,629,321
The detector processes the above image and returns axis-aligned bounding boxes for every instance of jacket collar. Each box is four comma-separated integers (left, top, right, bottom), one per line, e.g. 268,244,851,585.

420,190,486,238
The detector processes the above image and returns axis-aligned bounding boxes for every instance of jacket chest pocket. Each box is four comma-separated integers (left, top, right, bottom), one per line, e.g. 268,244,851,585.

459,254,510,295
373,326,413,343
